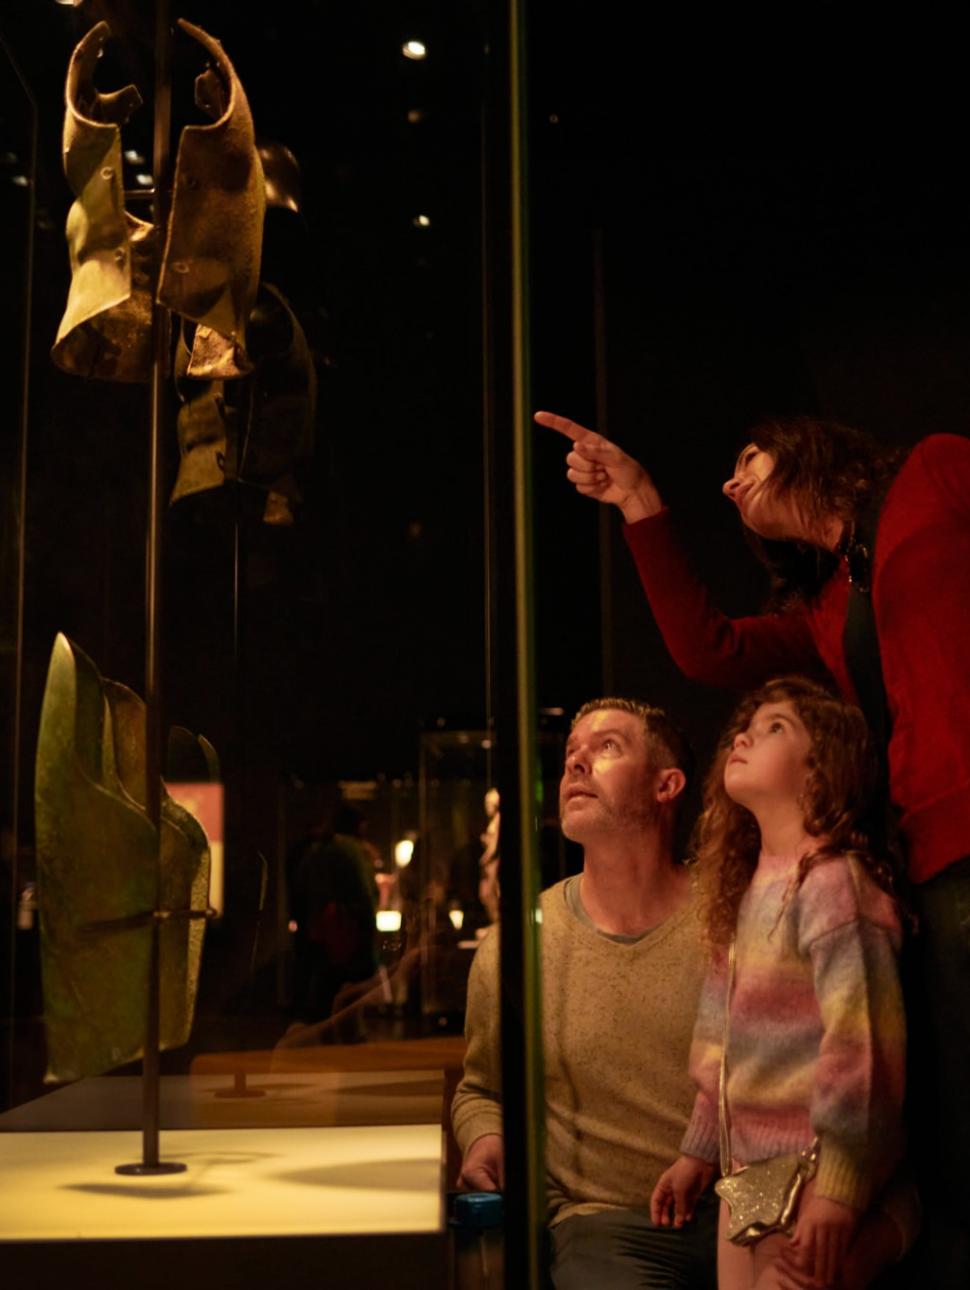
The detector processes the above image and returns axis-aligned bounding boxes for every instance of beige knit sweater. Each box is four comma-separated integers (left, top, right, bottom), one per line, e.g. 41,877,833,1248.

451,877,707,1225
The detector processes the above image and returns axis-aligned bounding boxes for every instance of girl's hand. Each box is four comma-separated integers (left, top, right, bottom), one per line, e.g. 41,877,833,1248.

788,1191,861,1288
534,411,664,523
649,1154,714,1228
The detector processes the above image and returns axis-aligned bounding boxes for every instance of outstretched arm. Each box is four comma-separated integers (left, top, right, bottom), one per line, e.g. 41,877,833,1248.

534,411,664,523
536,409,825,690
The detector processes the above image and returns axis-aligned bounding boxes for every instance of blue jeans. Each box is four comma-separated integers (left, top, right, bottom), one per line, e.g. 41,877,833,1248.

549,1191,718,1290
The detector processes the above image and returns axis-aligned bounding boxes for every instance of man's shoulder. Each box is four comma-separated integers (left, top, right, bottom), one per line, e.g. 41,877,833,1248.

540,877,571,909
470,882,570,956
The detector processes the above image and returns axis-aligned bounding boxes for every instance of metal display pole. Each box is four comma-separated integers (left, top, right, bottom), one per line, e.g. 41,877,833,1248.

2,30,37,1115
483,0,545,1284
116,0,183,1176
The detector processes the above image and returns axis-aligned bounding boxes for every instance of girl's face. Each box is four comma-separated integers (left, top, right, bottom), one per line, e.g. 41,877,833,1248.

722,444,805,541
723,699,812,811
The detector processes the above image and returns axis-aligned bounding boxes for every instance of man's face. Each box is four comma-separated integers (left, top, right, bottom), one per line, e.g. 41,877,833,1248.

559,709,659,841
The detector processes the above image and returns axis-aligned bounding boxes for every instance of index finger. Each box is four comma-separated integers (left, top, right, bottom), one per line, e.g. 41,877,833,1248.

533,410,595,442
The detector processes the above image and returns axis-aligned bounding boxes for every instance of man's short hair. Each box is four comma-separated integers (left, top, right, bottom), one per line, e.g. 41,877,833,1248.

570,697,695,789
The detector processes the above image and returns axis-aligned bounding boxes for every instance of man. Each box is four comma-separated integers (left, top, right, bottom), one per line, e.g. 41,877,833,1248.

451,698,717,1289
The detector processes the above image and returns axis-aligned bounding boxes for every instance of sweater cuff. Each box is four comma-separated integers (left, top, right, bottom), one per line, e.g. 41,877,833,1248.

680,1110,721,1166
622,507,672,543
814,1141,871,1211
453,1105,504,1158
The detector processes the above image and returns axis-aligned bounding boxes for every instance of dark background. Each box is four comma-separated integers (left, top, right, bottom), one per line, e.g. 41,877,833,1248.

4,2,970,778
3,1,970,1093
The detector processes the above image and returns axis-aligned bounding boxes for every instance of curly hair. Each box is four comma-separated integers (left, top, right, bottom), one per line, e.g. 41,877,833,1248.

693,675,898,947
739,416,904,607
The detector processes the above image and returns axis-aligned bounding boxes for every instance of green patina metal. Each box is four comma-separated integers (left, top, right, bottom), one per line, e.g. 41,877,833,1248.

35,633,210,1082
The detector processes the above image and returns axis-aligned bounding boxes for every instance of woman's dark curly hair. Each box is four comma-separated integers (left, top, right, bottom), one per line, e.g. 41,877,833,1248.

693,675,898,948
739,416,904,607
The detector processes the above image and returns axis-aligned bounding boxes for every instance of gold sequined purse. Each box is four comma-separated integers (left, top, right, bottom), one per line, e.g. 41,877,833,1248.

715,1144,818,1244
713,942,819,1246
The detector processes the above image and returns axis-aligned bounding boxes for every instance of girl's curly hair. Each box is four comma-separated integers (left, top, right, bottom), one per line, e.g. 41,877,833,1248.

693,675,898,947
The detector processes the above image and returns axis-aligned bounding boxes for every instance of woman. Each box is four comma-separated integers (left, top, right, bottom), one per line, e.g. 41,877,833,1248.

536,408,970,1289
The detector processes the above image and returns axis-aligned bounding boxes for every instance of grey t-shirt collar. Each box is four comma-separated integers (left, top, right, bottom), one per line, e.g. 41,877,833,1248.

564,874,656,944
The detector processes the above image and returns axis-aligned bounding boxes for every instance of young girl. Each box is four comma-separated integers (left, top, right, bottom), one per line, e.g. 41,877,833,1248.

651,676,906,1290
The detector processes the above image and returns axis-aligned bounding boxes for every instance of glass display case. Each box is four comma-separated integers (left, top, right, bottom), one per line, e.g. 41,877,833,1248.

417,724,568,1022
0,1,540,1283
5,3,959,1286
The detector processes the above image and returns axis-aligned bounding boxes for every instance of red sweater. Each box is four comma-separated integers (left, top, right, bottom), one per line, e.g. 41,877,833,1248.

623,433,970,884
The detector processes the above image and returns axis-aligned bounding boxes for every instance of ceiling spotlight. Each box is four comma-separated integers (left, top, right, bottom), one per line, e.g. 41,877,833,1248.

135,173,154,187
412,213,431,229
11,174,29,188
124,149,146,165
402,39,427,60
376,910,403,933
407,108,425,125
394,838,415,868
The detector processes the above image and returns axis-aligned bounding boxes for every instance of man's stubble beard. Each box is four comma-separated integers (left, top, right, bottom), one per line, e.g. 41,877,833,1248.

560,794,661,844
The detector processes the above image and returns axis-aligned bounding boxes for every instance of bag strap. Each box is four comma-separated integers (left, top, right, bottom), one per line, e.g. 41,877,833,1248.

842,485,892,766
841,479,910,884
718,941,736,1176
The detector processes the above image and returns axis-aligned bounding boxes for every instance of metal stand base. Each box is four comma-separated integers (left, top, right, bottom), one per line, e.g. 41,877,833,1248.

115,1160,187,1176
214,1071,266,1099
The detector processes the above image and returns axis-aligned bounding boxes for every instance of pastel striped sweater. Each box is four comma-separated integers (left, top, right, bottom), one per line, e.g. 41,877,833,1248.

680,849,905,1211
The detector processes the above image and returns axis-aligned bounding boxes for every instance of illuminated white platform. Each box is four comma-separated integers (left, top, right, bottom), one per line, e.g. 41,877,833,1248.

0,1115,447,1287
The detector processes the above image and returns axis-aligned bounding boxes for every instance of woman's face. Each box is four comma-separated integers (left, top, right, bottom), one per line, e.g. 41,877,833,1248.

722,444,805,541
